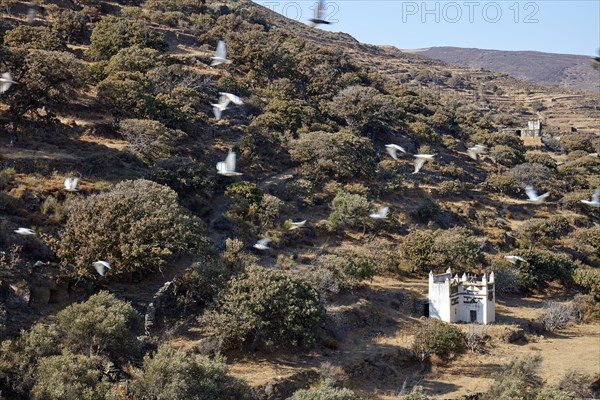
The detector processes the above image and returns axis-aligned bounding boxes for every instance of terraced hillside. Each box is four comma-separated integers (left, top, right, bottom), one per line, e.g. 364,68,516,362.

0,0,599,399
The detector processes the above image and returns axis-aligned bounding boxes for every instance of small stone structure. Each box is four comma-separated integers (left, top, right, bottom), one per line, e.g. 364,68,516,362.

428,268,495,324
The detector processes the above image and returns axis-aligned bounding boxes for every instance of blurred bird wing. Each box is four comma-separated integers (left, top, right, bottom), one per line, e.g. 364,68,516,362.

525,186,538,200
216,161,226,173
292,220,306,226
379,207,389,218
212,106,222,120
386,146,398,159
216,40,227,59
220,92,243,105
467,149,478,160
592,188,600,203
257,238,271,246
414,157,427,173
225,151,236,172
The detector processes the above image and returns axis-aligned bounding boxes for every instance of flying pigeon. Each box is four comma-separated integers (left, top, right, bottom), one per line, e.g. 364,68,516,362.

525,185,550,204
413,154,435,174
504,255,527,264
216,150,242,176
385,144,406,160
580,188,600,207
14,227,35,235
27,7,36,23
309,0,332,27
0,72,17,94
210,40,232,66
211,92,243,120
467,144,487,160
369,206,389,219
288,220,306,230
64,177,79,192
253,238,271,250
92,260,111,277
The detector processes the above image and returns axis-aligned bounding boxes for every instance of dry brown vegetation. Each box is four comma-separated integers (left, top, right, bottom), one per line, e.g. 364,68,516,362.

0,0,599,399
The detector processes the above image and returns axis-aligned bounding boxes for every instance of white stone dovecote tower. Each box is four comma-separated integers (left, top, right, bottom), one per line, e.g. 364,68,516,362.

428,268,495,324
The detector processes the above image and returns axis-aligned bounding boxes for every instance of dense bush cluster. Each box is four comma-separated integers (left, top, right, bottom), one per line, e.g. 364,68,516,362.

411,319,466,362
399,227,481,272
53,179,209,279
205,266,325,350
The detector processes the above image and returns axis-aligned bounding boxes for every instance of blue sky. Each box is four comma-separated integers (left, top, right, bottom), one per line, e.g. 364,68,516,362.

253,1,600,56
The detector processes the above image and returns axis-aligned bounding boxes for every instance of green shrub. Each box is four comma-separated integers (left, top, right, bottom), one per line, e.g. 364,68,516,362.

31,354,111,400
525,153,557,171
88,16,167,60
513,249,574,289
119,118,185,164
311,251,375,293
409,120,439,144
561,134,594,153
515,216,570,248
97,71,156,117
489,145,525,167
224,181,263,205
105,46,166,75
0,323,61,396
436,180,470,197
51,10,86,43
289,379,356,400
400,227,481,273
327,191,371,230
3,26,67,51
148,156,215,196
57,292,142,356
54,179,209,278
329,85,399,134
289,131,376,185
411,319,466,362
400,386,430,400
206,266,325,350
572,268,600,298
508,163,555,188
484,174,520,195
21,50,88,103
483,355,544,400
129,346,252,400
410,198,441,223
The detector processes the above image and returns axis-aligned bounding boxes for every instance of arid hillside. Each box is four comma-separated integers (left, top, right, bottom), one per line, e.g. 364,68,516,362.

406,46,600,95
0,0,599,399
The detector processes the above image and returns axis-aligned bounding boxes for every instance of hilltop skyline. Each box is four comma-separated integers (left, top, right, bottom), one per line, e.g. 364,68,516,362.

254,0,600,56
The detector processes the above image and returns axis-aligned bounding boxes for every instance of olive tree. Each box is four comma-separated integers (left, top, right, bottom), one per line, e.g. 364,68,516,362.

54,179,209,278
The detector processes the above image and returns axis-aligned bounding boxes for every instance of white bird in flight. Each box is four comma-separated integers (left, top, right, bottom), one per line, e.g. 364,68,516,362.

467,144,487,160
413,154,435,174
14,227,35,235
211,40,232,66
253,238,271,250
216,150,242,176
525,185,550,204
581,188,600,207
27,8,36,23
288,220,306,230
369,206,389,219
211,92,243,120
385,144,406,160
64,177,79,192
504,255,527,264
0,72,17,94
92,260,111,277
309,0,332,28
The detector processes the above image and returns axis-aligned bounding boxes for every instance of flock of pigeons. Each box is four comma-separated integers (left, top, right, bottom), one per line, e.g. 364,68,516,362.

4,6,600,277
